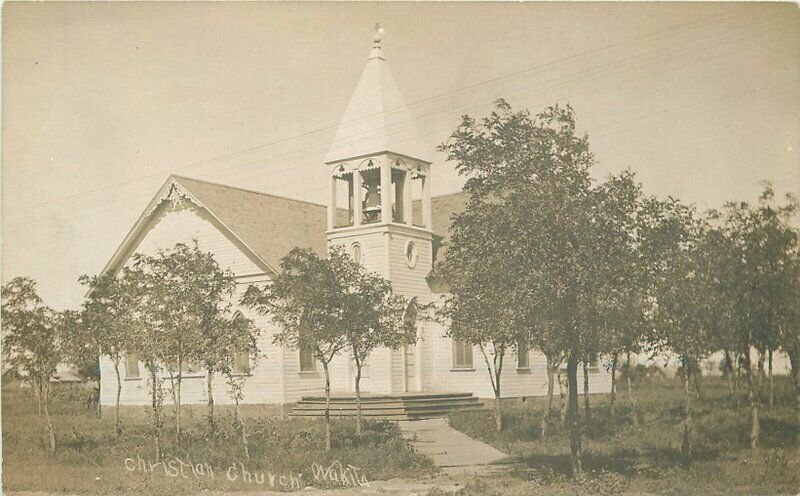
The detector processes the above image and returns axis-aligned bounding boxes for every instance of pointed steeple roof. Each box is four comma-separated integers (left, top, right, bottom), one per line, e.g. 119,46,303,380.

325,26,431,164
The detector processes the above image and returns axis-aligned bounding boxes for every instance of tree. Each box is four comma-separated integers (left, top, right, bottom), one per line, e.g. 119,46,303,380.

201,311,259,435
130,241,243,445
717,186,799,448
2,277,61,454
74,273,137,435
647,198,715,463
326,247,416,435
123,263,167,459
242,247,350,451
438,100,643,475
436,191,528,432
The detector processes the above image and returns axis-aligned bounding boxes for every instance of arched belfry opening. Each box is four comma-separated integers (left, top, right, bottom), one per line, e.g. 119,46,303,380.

329,159,431,230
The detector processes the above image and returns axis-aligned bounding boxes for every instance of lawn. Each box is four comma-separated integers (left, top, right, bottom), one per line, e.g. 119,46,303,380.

1,383,435,494
447,374,800,495
4,376,799,496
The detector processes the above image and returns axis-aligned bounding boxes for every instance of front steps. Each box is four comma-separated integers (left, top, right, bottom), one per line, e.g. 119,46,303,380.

289,392,483,421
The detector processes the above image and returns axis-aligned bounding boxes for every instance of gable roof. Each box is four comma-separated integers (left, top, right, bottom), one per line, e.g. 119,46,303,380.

173,176,329,271
100,174,467,281
99,175,329,279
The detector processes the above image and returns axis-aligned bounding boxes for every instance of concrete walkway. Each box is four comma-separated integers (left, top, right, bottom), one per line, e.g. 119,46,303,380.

399,418,511,475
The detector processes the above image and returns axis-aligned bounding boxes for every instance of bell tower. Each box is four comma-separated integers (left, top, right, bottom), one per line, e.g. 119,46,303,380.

326,26,433,288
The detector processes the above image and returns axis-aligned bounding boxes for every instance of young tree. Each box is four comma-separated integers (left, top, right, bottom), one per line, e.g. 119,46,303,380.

719,186,799,448
123,263,167,458
201,311,259,435
2,277,61,454
131,241,242,445
325,247,416,435
242,247,350,451
436,195,528,432
224,339,259,460
647,198,715,463
74,273,137,436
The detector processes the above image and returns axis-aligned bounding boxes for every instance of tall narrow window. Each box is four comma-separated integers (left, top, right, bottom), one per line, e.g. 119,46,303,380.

124,354,140,379
233,352,251,375
298,313,317,373
231,312,251,375
299,345,317,372
452,340,473,369
517,340,530,369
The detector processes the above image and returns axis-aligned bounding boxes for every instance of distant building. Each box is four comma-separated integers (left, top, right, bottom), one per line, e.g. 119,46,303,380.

98,31,612,407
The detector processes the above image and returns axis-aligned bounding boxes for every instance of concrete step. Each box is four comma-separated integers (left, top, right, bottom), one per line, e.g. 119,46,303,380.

289,392,484,420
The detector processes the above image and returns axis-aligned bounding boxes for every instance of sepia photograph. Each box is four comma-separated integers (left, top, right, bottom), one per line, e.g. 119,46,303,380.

1,2,799,495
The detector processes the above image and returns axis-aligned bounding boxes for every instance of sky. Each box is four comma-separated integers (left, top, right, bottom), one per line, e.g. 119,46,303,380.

2,2,799,310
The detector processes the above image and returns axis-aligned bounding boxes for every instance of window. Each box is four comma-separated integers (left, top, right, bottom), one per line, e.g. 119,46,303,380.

351,242,362,264
299,345,317,372
232,352,251,375
405,240,418,268
298,313,317,373
517,340,530,369
124,354,140,379
452,340,473,369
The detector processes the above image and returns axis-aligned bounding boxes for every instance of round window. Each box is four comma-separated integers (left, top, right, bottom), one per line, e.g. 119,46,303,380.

405,241,418,268
351,243,362,264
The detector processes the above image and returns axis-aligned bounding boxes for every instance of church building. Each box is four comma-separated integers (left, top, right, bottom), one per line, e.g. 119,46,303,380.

98,30,611,408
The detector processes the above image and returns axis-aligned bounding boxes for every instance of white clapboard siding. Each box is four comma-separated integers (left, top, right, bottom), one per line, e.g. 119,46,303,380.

100,203,285,406
428,324,613,399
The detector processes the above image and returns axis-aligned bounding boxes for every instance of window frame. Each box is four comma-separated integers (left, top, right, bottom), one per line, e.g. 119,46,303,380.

451,339,474,370
231,351,252,376
516,340,530,370
298,344,317,374
124,354,141,380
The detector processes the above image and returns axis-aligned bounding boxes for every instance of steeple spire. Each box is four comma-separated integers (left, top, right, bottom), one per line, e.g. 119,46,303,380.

324,25,430,165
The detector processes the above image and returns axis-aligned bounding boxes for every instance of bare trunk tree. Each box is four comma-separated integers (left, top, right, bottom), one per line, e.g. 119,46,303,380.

354,357,363,435
582,358,591,429
692,359,703,400
42,379,56,454
626,352,639,428
788,348,800,445
479,344,505,432
207,369,216,434
559,366,567,425
723,349,735,398
113,358,122,437
681,361,692,465
542,353,556,436
175,359,182,445
34,378,43,415
768,349,774,408
96,350,104,418
149,367,163,460
322,360,332,451
742,349,760,449
609,353,618,428
233,393,249,460
735,353,743,410
566,350,582,478
757,351,766,404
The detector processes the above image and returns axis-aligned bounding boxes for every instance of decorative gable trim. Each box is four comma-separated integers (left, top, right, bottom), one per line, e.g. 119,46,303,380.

94,176,276,288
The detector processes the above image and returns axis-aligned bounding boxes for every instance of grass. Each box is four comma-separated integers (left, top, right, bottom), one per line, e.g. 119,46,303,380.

447,375,800,495
1,383,435,494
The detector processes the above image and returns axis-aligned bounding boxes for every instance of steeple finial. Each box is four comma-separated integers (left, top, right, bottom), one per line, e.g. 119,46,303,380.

369,23,385,60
